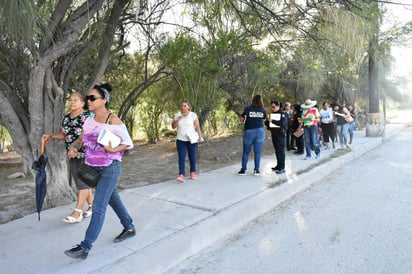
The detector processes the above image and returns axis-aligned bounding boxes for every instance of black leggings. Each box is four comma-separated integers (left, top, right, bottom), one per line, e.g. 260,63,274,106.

321,122,334,143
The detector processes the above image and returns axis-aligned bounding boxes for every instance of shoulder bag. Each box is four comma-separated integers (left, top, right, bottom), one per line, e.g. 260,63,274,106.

293,127,304,138
77,161,100,187
76,112,112,187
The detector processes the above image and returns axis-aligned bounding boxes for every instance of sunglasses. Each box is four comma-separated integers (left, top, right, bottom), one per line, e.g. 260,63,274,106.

86,95,104,102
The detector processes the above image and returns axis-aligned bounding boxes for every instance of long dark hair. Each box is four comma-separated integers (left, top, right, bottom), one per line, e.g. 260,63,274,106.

252,94,264,108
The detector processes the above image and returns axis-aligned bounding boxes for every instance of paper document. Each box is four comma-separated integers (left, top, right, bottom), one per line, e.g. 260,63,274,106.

97,129,121,148
269,113,281,128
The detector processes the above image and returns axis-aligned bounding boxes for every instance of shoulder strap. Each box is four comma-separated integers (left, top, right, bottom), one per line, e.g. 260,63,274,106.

105,113,112,124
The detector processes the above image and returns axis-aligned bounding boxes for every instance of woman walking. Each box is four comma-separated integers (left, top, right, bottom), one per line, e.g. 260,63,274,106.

172,99,203,182
64,83,135,259
42,92,93,223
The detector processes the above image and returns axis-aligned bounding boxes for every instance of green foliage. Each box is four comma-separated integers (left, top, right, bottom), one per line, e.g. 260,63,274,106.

136,77,178,143
139,101,163,143
102,52,149,137
0,125,12,152
203,98,243,136
138,88,166,143
280,7,370,104
0,0,38,47
158,34,225,126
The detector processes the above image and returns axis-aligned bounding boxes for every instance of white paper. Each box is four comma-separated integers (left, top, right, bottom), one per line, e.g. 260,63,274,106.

269,113,281,128
97,129,121,148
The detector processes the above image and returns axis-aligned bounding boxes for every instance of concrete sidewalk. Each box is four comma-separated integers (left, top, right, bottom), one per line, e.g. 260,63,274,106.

0,114,410,274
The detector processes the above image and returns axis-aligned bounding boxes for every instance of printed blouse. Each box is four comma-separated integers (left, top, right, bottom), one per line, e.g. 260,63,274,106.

61,110,93,159
320,108,334,124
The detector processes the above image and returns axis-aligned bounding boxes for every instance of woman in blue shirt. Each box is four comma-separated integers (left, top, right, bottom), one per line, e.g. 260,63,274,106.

238,95,267,176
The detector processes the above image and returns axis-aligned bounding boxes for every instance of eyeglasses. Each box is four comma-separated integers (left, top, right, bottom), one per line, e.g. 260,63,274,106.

86,95,104,102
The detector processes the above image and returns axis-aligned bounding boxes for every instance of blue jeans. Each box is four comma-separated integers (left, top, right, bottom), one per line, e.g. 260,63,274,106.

242,127,265,171
176,140,198,176
337,123,350,145
348,121,355,141
80,160,134,251
303,125,320,157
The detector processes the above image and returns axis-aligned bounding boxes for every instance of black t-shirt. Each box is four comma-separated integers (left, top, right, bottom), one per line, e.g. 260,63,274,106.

241,105,267,130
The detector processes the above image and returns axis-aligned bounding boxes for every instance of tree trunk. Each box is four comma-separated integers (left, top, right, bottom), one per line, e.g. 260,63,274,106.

0,0,127,210
19,61,77,206
42,152,77,210
366,0,383,137
368,46,379,114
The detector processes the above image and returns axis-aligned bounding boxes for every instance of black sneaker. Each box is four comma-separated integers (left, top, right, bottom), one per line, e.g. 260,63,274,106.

253,170,260,176
238,169,246,176
114,228,136,243
276,169,285,174
64,244,88,259
271,166,279,171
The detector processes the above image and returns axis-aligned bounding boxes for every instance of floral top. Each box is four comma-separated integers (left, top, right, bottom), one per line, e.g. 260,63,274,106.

61,110,93,159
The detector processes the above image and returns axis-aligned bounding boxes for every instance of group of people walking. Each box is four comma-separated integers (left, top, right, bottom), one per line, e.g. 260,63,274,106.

237,95,357,175
43,94,204,260
43,84,136,260
42,88,356,260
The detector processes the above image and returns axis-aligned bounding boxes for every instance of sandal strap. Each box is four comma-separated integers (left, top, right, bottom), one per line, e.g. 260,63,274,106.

64,216,76,221
73,208,83,213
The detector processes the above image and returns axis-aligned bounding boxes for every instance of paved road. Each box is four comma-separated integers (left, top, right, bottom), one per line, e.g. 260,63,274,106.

168,127,412,274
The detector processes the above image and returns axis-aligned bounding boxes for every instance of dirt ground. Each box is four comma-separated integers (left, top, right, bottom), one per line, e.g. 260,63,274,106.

0,133,275,224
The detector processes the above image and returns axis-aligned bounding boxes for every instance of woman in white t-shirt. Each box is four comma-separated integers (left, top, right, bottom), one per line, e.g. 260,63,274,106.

172,99,203,182
319,101,335,149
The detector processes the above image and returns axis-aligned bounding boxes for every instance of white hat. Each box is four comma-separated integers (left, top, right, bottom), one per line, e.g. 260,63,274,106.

301,99,317,109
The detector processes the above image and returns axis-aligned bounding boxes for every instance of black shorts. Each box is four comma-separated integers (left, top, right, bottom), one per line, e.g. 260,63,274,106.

69,158,92,190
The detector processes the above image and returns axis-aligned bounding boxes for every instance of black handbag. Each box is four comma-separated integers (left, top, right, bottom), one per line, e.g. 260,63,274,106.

77,162,100,187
